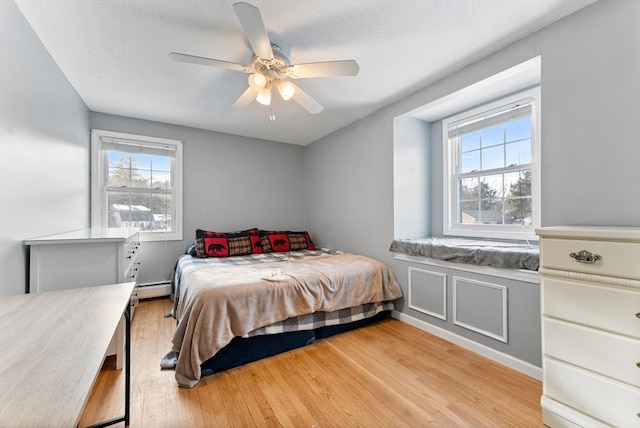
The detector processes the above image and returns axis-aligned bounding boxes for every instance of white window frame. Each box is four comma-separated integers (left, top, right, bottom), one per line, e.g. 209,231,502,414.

91,129,183,241
442,87,541,241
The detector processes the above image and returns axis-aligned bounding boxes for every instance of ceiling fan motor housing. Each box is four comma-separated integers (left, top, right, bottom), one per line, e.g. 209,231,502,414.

252,42,290,75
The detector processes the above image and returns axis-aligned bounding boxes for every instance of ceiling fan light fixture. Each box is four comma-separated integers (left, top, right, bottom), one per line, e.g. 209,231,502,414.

170,2,359,117
256,85,272,105
276,80,295,101
247,73,267,89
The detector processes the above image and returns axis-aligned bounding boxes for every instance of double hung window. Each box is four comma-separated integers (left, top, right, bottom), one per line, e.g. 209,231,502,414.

443,88,540,240
91,129,183,241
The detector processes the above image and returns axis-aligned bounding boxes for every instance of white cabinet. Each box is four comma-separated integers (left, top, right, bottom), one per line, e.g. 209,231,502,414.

24,228,141,368
536,226,640,428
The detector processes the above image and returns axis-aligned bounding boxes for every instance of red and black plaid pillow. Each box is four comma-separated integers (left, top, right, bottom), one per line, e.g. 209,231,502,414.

195,228,262,258
260,230,315,253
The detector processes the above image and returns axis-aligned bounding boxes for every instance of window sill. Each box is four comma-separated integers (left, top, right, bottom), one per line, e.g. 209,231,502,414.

389,237,539,272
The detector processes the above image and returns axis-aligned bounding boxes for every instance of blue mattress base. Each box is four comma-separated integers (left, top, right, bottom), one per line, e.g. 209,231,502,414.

201,310,390,376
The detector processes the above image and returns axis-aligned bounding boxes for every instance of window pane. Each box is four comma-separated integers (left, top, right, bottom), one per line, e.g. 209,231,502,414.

505,171,531,198
481,174,503,199
481,145,504,170
134,154,151,169
151,193,172,232
481,124,504,147
478,200,504,225
461,132,480,152
108,151,130,168
505,197,532,225
131,169,151,188
460,201,479,224
506,117,531,142
108,167,130,187
505,139,531,167
460,150,480,173
151,170,171,190
459,177,479,200
504,172,520,198
108,153,174,190
107,190,172,232
504,171,532,224
151,155,171,171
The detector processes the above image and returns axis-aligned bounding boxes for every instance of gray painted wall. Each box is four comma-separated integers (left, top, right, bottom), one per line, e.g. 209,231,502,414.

90,113,305,284
304,0,640,366
0,1,90,296
393,116,430,239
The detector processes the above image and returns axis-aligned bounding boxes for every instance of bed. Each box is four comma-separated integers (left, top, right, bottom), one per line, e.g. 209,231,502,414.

166,228,403,388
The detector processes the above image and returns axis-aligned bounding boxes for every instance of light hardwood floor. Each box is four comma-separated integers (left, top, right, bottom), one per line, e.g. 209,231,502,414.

80,298,543,427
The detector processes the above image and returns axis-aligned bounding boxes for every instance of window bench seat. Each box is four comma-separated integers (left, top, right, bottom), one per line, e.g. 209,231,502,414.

389,237,539,271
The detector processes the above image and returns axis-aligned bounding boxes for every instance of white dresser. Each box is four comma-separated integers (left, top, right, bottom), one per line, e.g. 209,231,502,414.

24,228,141,368
25,228,141,293
536,226,640,428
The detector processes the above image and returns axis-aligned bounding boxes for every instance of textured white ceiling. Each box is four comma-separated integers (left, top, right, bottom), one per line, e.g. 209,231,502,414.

14,0,595,145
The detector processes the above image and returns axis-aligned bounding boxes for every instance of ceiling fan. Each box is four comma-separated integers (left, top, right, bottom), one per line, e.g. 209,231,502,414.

169,1,359,120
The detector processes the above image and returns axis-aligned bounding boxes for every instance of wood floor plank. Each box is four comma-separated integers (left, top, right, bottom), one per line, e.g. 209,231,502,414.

80,298,542,427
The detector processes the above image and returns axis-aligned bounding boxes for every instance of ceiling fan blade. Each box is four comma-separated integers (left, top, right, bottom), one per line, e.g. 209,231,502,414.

232,2,274,61
232,86,259,108
287,60,360,79
289,82,323,114
169,52,249,72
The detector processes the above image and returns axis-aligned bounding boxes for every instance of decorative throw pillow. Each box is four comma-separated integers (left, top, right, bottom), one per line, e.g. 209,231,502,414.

259,230,315,253
195,228,262,258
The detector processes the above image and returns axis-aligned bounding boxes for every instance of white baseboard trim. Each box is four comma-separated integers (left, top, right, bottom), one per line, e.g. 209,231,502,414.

136,283,171,299
392,310,542,381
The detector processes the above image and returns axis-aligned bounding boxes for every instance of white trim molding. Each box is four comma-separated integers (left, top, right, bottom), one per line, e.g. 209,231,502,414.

408,267,447,321
453,276,508,343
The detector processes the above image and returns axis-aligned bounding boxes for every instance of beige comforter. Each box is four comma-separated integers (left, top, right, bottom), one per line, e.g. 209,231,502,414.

172,253,402,387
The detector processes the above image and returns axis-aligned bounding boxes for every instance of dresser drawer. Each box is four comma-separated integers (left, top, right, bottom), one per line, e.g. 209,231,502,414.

544,318,640,387
543,277,640,338
544,357,640,428
540,237,640,279
123,262,140,283
123,235,140,270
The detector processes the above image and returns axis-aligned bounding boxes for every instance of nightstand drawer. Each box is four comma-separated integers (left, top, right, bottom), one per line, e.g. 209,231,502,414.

544,318,640,387
540,237,640,280
543,277,640,338
544,357,640,428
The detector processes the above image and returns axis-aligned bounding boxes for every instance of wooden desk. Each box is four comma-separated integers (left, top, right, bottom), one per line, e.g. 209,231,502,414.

0,282,134,428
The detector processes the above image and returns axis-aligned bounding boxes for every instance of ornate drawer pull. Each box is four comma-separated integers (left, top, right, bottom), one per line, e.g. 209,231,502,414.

636,313,640,319
636,362,640,368
569,250,601,264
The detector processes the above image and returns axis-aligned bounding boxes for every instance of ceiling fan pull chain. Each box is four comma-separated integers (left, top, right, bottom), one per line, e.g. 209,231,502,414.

269,85,276,122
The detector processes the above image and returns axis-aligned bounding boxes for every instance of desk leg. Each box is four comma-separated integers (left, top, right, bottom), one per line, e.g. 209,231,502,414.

87,302,131,428
124,303,130,426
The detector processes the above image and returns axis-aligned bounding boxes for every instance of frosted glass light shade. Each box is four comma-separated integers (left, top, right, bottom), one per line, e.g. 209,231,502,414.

256,86,272,105
276,80,295,101
248,73,267,89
